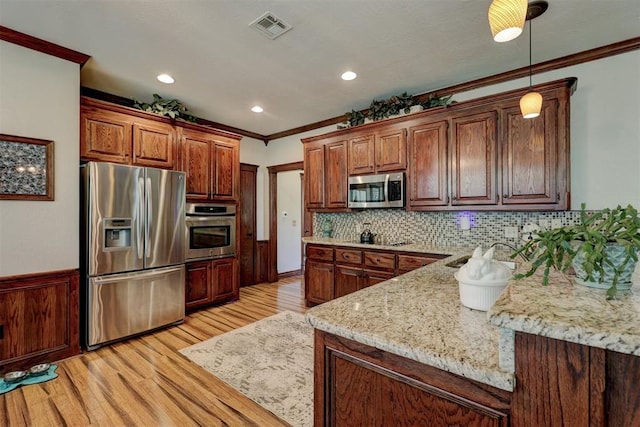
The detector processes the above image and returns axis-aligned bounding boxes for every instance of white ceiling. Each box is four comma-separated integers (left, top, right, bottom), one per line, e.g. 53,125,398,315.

1,1,639,137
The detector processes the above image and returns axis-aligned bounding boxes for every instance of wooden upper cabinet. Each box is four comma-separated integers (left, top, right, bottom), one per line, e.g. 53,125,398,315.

451,110,498,206
324,140,349,208
376,127,407,172
81,98,176,169
348,134,375,175
348,127,407,175
212,140,237,200
181,129,211,200
179,127,240,202
501,99,560,206
304,142,325,209
132,119,175,169
407,120,448,208
81,106,132,164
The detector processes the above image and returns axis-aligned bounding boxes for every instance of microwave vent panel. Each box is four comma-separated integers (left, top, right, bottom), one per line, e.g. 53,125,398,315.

249,12,293,40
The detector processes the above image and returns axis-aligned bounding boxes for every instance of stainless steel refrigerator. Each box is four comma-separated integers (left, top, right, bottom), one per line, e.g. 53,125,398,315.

81,162,186,350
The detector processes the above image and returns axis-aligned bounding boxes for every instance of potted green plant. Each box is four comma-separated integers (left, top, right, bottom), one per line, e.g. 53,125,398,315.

513,203,640,299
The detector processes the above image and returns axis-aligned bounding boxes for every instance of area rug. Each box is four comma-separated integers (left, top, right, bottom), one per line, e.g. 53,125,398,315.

179,311,314,427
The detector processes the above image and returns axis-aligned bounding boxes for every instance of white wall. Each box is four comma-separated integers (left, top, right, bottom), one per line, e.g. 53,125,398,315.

276,169,302,273
454,50,640,210
0,41,80,276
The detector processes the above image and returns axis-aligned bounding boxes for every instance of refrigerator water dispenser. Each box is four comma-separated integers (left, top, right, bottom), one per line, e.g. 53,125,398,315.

104,218,132,249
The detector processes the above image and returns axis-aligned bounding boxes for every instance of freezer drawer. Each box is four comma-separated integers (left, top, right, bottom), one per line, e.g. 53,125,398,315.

87,265,185,349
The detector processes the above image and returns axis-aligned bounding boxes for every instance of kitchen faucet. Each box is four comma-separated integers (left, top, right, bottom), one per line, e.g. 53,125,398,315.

490,241,529,262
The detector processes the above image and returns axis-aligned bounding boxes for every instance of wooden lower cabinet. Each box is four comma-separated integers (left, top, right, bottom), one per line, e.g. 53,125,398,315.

335,266,395,298
0,270,80,373
305,260,334,305
315,330,511,426
185,257,238,311
306,244,449,306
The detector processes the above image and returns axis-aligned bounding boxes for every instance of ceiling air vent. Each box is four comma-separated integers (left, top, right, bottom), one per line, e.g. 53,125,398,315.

249,11,293,40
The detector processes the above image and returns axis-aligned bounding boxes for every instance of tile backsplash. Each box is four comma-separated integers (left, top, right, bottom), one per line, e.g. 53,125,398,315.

313,209,584,248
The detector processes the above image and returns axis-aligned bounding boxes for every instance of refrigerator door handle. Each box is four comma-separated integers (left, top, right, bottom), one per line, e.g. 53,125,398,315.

137,176,145,260
145,177,152,259
91,265,184,284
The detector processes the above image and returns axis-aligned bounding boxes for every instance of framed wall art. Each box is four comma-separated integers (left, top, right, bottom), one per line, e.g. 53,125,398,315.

0,133,54,201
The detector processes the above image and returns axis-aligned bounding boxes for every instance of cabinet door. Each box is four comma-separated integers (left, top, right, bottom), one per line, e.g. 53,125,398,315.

363,269,395,288
397,254,444,274
211,140,237,201
335,266,362,298
305,260,334,305
348,134,375,175
185,261,212,310
132,119,176,169
408,121,449,207
376,127,407,172
211,258,237,302
305,143,325,209
0,272,79,368
80,107,132,163
451,111,498,205
501,100,558,205
325,140,349,209
181,129,211,200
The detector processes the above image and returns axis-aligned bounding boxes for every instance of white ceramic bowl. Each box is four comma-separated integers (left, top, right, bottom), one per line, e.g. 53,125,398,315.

454,272,510,311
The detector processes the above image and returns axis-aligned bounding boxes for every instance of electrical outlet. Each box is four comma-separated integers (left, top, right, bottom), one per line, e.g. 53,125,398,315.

551,219,562,229
538,219,550,229
504,226,518,238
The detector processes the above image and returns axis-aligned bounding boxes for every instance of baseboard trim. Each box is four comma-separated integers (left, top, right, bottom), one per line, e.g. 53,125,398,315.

278,269,302,280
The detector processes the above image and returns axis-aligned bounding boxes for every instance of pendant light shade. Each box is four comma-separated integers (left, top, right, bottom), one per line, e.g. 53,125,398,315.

520,91,542,118
518,1,548,119
488,0,528,42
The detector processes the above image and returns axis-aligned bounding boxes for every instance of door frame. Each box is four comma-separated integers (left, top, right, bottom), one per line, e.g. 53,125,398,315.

267,161,304,283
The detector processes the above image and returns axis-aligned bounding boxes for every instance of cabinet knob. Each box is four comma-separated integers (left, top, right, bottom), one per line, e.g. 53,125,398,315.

452,196,458,200
503,194,508,199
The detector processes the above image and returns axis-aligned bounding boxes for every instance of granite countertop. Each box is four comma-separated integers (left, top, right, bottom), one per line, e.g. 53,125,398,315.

304,236,640,393
488,267,640,356
305,248,516,392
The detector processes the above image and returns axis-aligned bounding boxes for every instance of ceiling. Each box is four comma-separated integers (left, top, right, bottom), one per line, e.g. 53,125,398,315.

1,1,639,138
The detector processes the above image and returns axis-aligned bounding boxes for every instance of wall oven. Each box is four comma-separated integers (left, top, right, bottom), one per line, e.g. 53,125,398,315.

348,172,405,209
185,203,236,261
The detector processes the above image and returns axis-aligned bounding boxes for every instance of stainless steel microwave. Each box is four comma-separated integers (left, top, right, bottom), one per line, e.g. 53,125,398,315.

348,172,405,209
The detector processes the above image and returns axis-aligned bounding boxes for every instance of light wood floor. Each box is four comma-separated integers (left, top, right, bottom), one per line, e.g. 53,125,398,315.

1,276,306,427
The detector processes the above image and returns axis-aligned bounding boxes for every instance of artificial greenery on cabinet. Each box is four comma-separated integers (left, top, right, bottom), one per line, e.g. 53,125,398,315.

133,93,197,122
341,91,455,128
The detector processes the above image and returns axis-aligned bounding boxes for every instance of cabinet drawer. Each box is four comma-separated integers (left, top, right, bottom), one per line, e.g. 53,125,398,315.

335,248,363,265
364,251,396,270
307,245,334,261
397,254,445,271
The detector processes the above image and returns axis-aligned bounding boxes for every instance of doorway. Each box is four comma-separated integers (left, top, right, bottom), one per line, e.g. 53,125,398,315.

267,161,303,282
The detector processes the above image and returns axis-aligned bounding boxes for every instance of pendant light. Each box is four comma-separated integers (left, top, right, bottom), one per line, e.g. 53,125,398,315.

519,1,548,119
488,0,528,42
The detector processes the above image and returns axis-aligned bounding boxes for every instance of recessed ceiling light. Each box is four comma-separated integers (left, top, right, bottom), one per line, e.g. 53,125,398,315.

341,71,357,81
251,106,264,113
157,74,175,84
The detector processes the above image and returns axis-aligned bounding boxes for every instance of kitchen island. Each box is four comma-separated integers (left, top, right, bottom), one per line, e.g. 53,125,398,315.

305,238,640,426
